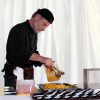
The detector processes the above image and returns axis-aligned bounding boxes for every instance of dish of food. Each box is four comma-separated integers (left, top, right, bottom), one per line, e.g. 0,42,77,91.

39,83,77,90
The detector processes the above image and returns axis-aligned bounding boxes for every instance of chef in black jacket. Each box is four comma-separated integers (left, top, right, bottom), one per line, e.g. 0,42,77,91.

2,8,54,89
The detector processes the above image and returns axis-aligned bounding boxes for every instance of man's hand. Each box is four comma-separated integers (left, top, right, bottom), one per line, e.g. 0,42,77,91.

42,58,53,67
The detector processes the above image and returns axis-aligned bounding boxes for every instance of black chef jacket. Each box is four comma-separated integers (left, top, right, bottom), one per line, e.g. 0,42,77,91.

6,20,42,68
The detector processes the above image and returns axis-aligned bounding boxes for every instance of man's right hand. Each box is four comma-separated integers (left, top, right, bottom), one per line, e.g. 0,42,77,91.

41,58,53,67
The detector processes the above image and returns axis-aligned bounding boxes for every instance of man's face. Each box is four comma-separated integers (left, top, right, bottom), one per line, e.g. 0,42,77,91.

34,15,50,33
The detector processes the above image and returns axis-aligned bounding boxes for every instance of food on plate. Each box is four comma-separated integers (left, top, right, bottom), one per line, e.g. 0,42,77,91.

42,83,72,90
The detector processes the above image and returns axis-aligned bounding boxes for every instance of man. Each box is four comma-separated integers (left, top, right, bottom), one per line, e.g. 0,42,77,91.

2,8,54,89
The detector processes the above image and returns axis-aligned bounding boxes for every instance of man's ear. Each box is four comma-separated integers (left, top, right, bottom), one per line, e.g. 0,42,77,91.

35,14,41,21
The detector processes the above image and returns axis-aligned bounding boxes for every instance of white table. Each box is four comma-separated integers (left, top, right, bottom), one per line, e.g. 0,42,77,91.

0,95,33,100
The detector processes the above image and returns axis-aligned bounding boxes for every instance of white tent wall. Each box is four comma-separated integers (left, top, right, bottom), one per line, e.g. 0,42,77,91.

0,0,100,86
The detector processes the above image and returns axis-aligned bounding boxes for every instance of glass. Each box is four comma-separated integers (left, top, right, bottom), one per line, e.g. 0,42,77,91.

45,62,65,82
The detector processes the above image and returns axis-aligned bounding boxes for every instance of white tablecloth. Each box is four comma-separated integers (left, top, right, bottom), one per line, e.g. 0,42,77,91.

0,95,33,100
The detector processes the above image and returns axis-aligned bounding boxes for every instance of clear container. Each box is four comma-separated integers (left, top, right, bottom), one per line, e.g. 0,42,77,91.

16,80,38,94
0,72,4,95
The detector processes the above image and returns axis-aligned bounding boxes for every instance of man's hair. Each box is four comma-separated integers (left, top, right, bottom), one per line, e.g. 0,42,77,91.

32,8,54,24
32,12,38,18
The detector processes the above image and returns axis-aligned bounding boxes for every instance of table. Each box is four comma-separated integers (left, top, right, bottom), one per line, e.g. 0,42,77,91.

0,95,100,100
0,95,32,100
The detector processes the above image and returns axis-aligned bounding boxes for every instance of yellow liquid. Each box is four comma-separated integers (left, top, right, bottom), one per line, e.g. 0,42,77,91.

46,68,60,82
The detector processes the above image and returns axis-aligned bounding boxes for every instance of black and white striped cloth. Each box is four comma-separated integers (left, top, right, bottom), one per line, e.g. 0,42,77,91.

4,87,16,95
32,89,100,100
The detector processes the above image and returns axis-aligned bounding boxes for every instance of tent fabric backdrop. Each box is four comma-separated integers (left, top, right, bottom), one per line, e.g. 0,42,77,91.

0,0,100,86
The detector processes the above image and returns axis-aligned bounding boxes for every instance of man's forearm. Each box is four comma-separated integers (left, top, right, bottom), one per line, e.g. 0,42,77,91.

29,53,43,62
29,53,53,66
